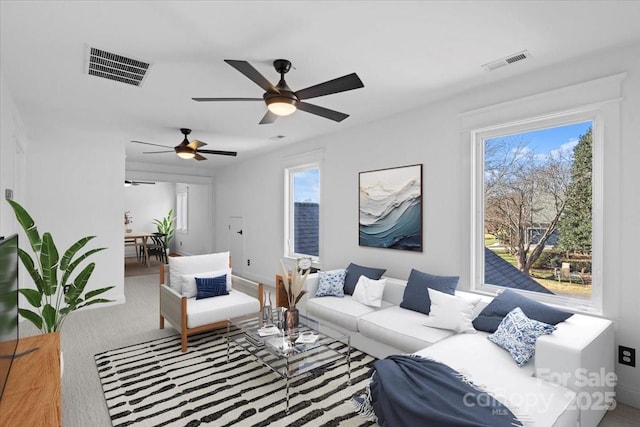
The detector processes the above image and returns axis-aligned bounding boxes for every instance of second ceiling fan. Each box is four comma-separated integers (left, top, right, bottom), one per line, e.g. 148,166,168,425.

131,128,237,161
192,59,364,124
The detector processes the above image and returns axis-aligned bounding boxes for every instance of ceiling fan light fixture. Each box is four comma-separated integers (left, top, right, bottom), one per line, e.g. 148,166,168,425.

175,146,195,159
266,97,297,116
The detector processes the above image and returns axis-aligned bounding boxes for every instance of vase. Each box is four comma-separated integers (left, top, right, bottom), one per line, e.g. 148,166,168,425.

262,291,273,325
285,308,299,330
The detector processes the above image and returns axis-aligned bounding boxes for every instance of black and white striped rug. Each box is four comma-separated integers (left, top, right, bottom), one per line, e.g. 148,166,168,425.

95,329,377,427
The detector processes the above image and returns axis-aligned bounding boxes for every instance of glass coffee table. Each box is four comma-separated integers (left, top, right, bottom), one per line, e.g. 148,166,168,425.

226,311,351,413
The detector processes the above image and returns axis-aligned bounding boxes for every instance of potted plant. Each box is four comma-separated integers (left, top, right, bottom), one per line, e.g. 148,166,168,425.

279,259,309,329
153,209,175,252
7,199,114,333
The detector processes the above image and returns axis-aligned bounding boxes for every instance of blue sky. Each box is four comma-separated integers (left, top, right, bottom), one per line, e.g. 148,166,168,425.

495,120,592,157
294,168,319,203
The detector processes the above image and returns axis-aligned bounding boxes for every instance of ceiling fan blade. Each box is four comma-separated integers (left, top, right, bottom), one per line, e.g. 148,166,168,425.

295,73,364,100
142,150,175,154
194,153,207,161
224,60,279,94
197,149,238,157
131,140,173,149
297,102,349,122
259,110,278,125
192,97,263,102
188,140,207,150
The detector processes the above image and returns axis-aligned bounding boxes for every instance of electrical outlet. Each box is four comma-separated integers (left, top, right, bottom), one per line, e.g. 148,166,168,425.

619,346,636,367
247,259,250,267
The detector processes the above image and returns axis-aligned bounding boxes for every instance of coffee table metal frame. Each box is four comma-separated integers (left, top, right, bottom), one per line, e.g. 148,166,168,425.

226,312,351,413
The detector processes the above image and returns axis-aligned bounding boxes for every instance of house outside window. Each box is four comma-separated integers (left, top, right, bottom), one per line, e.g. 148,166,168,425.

285,163,320,260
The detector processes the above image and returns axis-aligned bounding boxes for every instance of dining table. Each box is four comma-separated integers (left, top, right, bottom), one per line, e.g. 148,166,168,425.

124,231,154,267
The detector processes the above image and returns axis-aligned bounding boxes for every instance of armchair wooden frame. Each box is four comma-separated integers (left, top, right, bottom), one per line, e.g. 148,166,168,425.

159,263,264,352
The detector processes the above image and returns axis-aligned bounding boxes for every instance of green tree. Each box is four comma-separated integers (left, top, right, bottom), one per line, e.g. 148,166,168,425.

557,127,592,254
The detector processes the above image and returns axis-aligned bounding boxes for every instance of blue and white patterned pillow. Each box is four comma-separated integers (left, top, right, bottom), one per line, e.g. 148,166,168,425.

487,307,556,367
315,269,347,297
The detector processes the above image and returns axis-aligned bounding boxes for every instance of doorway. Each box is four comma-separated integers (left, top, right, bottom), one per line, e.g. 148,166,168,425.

228,216,244,276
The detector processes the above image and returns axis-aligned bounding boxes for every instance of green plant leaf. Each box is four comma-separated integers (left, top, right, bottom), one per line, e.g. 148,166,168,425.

60,236,96,270
17,248,44,293
40,232,60,296
65,262,96,305
60,247,106,288
6,199,42,253
18,308,42,330
18,288,42,308
84,286,114,300
76,298,112,310
42,304,58,333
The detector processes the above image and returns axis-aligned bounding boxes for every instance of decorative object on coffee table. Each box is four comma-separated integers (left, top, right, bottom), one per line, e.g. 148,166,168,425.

262,290,274,325
279,259,309,328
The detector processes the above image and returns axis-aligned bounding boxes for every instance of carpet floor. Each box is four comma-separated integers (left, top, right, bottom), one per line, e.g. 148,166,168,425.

95,330,376,427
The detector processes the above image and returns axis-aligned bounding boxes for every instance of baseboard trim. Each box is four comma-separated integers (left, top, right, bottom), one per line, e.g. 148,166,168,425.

615,383,640,409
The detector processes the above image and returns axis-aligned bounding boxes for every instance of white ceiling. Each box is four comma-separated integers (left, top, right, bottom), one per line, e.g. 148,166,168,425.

2,1,640,171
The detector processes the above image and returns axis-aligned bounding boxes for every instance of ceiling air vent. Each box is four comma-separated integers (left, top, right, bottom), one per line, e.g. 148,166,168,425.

86,47,150,86
482,50,530,71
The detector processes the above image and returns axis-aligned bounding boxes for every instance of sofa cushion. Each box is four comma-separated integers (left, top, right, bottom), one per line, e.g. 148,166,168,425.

358,305,455,353
181,268,232,297
400,268,459,315
307,295,393,332
423,288,481,333
488,307,556,367
195,275,229,300
414,333,576,427
168,252,230,293
343,263,386,295
186,290,259,329
352,276,387,307
473,289,573,333
315,269,346,297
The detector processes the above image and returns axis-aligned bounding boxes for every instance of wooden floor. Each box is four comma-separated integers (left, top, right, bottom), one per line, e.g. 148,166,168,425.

123,256,164,277
598,402,640,426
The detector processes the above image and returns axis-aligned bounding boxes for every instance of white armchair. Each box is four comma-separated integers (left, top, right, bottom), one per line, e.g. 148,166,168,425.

159,253,263,352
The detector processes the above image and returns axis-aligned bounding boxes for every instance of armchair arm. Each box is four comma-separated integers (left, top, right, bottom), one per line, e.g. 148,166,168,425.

231,274,264,309
159,283,184,330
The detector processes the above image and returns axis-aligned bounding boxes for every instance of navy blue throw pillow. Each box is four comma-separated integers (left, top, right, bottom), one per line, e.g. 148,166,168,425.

472,289,573,333
343,263,386,295
400,268,459,315
195,275,229,300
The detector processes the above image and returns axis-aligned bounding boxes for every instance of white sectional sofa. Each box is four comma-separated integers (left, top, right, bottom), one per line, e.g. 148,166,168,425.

298,273,615,427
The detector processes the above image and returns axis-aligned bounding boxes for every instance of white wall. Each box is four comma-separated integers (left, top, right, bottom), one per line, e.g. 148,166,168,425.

213,44,640,407
0,71,26,237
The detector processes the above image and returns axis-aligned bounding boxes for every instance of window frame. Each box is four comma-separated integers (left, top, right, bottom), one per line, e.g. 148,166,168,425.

176,188,188,234
284,161,322,263
471,109,604,313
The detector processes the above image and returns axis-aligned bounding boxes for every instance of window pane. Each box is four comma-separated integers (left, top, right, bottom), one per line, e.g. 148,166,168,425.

293,168,319,257
484,121,593,299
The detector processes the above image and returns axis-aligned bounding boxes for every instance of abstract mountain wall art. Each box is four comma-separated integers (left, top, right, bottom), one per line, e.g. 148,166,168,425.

359,164,422,251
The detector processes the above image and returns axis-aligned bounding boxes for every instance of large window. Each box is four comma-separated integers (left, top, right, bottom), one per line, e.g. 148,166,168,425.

484,120,593,290
285,164,320,260
473,113,603,312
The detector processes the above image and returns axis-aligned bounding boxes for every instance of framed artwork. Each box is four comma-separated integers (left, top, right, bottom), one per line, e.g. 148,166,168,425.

359,164,422,251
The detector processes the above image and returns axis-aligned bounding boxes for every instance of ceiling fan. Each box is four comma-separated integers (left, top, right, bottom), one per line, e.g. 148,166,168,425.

192,59,364,124
131,128,237,161
124,180,155,186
